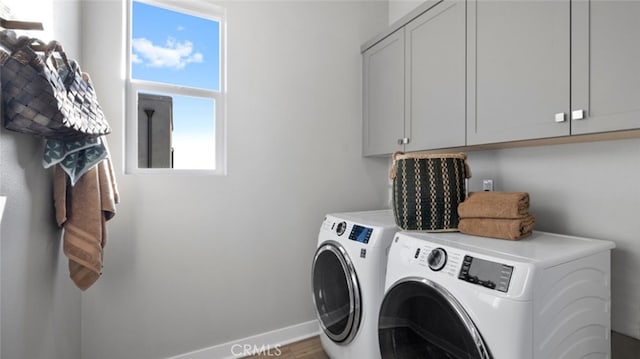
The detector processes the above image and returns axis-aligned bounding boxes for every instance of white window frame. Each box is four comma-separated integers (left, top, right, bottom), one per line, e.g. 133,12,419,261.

125,0,226,175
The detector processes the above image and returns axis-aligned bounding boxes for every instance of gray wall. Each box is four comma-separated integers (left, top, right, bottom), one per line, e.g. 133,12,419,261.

0,1,82,359
79,1,389,358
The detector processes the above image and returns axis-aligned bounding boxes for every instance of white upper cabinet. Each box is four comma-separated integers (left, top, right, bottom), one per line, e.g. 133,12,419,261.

405,0,466,152
468,0,640,144
571,0,640,134
362,0,466,156
466,0,570,145
363,29,405,156
363,0,640,155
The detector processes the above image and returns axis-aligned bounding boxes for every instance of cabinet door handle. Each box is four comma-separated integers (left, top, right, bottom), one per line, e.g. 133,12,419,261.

571,109,586,120
397,138,410,145
554,113,566,123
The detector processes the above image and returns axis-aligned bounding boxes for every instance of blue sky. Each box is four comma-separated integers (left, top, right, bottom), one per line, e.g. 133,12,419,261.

132,1,220,169
132,1,220,90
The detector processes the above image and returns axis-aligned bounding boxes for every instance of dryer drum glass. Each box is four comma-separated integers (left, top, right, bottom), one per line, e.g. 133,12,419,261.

312,246,360,343
378,280,490,358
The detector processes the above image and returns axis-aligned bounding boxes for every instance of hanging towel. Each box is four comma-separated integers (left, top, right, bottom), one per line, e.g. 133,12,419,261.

43,136,108,186
458,191,530,219
53,150,119,290
458,215,536,241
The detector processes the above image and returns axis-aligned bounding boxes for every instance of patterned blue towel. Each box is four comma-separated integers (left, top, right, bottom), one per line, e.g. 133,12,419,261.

43,136,108,185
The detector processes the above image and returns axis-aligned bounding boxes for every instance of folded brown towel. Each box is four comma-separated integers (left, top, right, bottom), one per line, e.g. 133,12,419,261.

458,191,530,219
54,156,119,290
458,215,536,240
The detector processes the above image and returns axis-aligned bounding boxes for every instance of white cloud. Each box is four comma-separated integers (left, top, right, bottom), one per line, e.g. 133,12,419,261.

132,37,204,69
131,53,142,64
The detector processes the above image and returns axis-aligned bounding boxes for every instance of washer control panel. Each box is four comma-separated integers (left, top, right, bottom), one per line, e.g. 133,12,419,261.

458,255,514,292
329,220,373,244
335,221,347,236
349,224,373,244
427,248,448,271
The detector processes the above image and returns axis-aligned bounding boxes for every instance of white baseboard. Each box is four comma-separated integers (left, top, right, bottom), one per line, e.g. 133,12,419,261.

166,320,320,359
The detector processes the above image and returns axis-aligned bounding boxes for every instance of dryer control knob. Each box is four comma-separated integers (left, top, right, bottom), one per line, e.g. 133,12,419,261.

336,221,347,236
427,248,447,271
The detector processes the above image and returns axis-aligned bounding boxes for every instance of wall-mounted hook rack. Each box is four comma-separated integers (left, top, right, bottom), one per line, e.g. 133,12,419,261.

0,17,43,31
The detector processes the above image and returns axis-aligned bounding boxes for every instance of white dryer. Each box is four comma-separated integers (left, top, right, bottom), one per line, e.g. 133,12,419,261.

379,231,615,359
312,210,398,359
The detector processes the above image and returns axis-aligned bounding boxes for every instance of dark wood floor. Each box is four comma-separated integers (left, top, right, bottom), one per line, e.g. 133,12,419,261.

242,336,328,359
242,332,640,358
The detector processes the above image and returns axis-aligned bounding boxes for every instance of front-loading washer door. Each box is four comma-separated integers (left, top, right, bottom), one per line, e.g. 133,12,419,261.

312,241,361,344
378,278,492,359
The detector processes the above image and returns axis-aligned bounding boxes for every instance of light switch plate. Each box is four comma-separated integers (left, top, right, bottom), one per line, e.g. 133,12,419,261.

0,196,6,222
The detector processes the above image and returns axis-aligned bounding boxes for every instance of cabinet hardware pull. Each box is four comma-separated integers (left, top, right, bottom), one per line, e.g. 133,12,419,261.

554,113,566,123
397,138,410,145
571,109,586,120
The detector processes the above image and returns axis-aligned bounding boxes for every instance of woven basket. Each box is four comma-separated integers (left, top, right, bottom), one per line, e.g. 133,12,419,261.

0,36,110,140
390,152,471,231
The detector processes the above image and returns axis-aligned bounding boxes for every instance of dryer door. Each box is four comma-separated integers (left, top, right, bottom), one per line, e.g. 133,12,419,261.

312,242,361,344
378,278,491,359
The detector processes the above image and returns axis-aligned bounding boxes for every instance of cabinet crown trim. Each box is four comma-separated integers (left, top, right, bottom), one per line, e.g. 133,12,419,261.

361,0,443,53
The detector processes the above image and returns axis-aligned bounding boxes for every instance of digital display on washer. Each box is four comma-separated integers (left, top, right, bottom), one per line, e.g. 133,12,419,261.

349,225,373,244
459,255,514,292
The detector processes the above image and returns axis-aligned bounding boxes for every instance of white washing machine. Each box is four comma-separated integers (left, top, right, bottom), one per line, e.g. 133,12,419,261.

312,210,398,359
380,231,615,359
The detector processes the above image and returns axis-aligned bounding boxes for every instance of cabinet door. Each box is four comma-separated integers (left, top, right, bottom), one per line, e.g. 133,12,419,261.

405,0,466,151
363,30,405,156
467,0,570,145
571,0,640,134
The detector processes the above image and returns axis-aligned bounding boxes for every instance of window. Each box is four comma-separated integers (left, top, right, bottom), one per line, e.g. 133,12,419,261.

126,0,225,173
